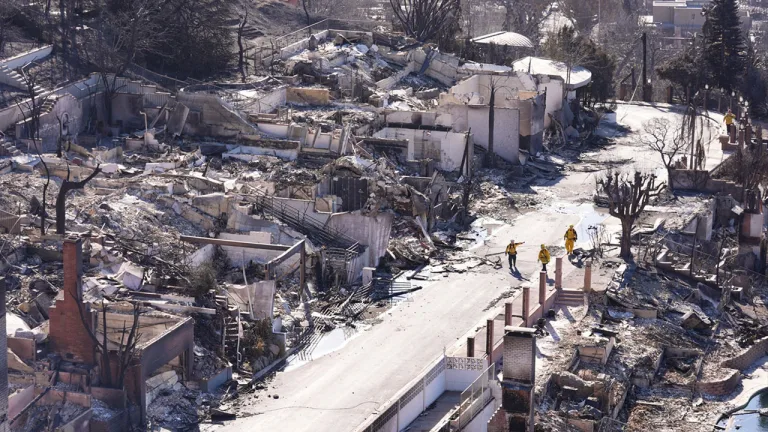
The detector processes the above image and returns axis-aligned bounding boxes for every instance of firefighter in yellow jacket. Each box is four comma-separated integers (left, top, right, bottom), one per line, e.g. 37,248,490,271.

538,244,551,272
724,109,736,135
505,239,525,271
564,225,578,255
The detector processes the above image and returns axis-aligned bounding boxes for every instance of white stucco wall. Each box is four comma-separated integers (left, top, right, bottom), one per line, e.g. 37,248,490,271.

466,106,520,164
373,127,470,171
537,76,564,128
219,232,282,267
463,397,498,432
446,368,484,392
326,212,393,269
446,74,538,107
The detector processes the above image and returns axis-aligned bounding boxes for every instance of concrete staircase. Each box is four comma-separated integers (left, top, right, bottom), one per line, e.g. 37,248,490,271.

556,289,584,307
0,64,47,95
0,138,21,157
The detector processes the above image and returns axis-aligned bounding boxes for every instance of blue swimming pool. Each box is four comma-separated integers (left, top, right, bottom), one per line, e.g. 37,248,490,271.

717,390,768,431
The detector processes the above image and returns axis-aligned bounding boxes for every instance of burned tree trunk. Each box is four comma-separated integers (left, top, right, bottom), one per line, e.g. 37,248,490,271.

597,171,665,259
39,159,50,235
237,8,249,83
301,0,312,25
485,82,496,168
73,297,140,388
620,219,633,259
19,69,51,235
55,165,102,235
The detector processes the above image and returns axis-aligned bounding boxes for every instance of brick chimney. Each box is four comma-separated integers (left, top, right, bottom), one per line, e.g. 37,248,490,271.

501,326,536,432
48,239,96,364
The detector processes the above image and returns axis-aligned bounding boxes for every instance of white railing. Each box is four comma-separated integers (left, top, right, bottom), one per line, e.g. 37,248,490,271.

455,363,496,429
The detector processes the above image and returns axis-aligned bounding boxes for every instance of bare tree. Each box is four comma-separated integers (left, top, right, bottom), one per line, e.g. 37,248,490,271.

19,69,53,235
482,76,517,168
81,0,163,126
19,68,47,142
486,79,497,168
733,144,768,192
640,117,687,177
680,99,709,170
494,0,553,45
543,26,594,99
301,0,312,25
389,0,461,42
597,171,665,259
74,297,141,388
0,0,20,57
55,163,102,235
237,7,249,83
33,151,51,236
55,113,70,158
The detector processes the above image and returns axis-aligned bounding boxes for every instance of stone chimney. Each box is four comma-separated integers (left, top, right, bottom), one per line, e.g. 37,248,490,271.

502,326,536,432
48,239,96,364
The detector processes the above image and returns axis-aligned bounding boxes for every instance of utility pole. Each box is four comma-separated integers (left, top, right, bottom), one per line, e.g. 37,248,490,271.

642,32,648,102
598,0,601,42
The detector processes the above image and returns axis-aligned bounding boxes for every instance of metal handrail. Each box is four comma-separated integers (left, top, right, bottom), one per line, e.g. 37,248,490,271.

456,363,496,429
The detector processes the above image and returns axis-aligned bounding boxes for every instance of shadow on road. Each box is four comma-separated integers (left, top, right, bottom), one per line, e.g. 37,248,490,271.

509,268,529,281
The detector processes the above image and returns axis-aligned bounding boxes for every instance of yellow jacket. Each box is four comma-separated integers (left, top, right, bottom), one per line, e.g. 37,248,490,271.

538,249,551,264
506,242,524,255
724,112,736,125
564,228,578,241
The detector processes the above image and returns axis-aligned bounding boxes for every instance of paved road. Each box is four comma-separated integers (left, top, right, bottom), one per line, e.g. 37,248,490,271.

219,209,586,432
212,102,715,431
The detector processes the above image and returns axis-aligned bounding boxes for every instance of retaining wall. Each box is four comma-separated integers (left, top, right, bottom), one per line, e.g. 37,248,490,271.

695,369,741,396
723,337,768,370
354,355,490,432
696,337,768,396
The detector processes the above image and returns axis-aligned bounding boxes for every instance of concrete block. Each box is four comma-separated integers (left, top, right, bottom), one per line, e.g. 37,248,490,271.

192,193,230,218
584,262,592,292
7,348,33,373
146,370,178,390
362,267,375,285
522,287,530,327
116,262,144,290
286,87,330,105
486,319,495,356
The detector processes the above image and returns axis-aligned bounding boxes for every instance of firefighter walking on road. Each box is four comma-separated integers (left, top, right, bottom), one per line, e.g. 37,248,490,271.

538,244,551,272
506,239,525,271
564,225,578,255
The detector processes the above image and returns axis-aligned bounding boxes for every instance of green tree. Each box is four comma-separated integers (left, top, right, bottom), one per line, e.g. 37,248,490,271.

657,38,710,103
703,0,746,94
740,41,768,117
